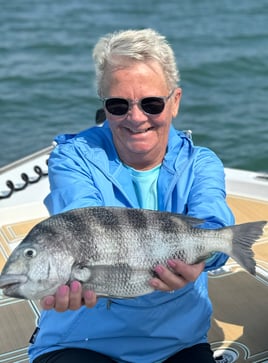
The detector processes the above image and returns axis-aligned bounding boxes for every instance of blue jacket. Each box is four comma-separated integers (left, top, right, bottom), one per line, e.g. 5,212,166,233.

29,122,234,363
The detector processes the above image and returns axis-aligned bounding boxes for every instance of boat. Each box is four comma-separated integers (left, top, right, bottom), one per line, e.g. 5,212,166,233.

0,145,267,363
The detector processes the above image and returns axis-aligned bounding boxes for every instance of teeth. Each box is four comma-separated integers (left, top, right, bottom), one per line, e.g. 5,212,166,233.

129,128,151,134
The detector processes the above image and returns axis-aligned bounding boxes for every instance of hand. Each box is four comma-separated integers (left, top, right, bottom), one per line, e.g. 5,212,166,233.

149,259,205,292
40,281,97,312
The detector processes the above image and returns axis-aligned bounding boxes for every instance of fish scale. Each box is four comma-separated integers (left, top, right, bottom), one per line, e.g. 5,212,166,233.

0,206,266,300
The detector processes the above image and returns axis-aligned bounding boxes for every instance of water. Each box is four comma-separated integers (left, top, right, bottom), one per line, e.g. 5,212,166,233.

0,0,267,172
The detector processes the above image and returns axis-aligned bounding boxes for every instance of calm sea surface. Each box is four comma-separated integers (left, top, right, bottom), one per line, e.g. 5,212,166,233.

0,0,267,171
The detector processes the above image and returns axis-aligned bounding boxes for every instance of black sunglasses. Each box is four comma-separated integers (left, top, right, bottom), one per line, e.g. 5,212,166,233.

101,89,175,116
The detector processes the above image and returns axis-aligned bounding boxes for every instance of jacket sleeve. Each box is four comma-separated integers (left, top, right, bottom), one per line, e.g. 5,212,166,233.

44,142,104,215
186,147,235,271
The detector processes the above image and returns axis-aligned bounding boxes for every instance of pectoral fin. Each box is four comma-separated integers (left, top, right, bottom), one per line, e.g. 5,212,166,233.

70,263,92,282
73,263,133,297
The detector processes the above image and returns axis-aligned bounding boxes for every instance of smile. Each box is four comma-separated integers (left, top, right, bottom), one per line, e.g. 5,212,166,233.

126,127,154,134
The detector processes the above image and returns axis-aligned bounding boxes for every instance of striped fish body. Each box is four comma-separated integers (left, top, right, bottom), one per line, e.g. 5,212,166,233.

0,207,266,299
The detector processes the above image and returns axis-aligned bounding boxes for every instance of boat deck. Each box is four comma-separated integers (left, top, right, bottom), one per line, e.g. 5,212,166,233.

0,195,267,363
209,195,268,362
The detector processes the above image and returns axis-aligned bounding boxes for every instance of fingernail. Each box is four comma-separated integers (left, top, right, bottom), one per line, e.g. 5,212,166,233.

44,296,54,306
70,281,80,293
167,259,176,268
150,280,159,288
84,290,93,300
154,265,164,274
58,285,68,297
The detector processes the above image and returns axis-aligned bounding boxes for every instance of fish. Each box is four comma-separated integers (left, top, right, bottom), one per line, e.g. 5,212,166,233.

0,206,266,300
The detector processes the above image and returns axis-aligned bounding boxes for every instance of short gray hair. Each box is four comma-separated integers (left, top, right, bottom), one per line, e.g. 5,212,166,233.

93,28,180,96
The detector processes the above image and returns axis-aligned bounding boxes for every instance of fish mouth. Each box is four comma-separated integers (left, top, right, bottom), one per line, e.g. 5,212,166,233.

0,274,28,295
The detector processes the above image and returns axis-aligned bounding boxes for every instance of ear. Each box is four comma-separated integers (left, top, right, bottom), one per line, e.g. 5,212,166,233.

172,87,182,118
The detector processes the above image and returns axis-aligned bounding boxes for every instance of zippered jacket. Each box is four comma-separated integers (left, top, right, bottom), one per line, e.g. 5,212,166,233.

29,122,234,363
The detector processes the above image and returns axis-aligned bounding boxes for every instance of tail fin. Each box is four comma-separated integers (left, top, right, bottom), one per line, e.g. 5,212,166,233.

231,221,267,275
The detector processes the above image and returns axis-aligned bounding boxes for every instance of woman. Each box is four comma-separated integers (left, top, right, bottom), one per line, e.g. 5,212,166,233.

30,28,234,363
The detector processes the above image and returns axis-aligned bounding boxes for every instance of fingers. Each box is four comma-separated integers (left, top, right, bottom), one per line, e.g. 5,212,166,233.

69,281,83,310
149,260,205,292
40,281,97,312
40,295,56,310
150,265,184,291
83,290,98,308
168,259,205,281
48,285,69,312
40,261,204,310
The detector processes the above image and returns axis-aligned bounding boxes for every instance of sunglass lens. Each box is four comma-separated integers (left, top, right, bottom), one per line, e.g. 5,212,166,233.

105,98,129,115
141,97,165,114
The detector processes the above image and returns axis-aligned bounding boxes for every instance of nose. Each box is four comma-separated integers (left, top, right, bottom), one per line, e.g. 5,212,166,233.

127,101,148,121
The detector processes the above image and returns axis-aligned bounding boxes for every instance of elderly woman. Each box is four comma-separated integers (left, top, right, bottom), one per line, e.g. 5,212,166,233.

29,29,234,363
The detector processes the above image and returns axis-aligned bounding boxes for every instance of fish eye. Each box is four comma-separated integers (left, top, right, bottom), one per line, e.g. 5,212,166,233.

23,248,37,258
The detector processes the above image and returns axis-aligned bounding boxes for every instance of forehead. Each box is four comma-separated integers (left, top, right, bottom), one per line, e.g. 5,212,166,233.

103,60,168,94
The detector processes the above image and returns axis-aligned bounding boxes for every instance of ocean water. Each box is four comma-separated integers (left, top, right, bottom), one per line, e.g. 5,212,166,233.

0,0,267,172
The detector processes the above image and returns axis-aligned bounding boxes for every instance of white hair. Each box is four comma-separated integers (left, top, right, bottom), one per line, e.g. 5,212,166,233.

93,28,180,96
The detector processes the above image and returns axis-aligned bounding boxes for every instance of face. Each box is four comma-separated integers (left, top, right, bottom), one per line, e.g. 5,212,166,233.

103,61,182,170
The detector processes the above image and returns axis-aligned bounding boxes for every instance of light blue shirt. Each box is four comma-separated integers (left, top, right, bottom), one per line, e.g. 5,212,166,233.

123,164,161,210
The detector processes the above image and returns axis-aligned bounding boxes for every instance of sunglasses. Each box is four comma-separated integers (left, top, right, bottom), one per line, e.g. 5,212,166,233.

101,89,175,116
